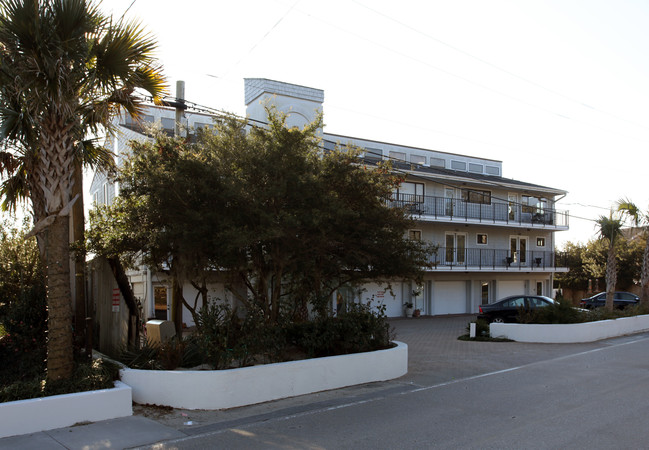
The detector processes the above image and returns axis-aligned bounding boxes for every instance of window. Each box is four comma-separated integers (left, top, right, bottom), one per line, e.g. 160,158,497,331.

522,195,548,214
410,155,426,165
364,148,383,161
537,237,546,247
462,189,491,205
430,157,445,168
485,165,500,176
396,182,425,203
476,234,488,245
468,163,483,173
451,160,467,171
154,286,168,320
408,230,422,241
481,282,490,305
504,297,525,307
161,117,175,131
389,151,406,161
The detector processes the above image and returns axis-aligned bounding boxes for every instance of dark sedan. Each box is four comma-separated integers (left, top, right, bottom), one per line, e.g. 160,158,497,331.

477,295,555,323
579,292,639,309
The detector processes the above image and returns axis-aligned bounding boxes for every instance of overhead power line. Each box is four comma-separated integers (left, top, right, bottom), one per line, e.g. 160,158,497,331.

352,0,649,136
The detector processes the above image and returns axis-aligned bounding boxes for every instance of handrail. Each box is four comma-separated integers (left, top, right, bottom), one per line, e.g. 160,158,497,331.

427,247,568,270
388,194,569,228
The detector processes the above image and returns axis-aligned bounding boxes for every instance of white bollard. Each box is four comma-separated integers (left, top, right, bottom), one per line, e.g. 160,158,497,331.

470,322,476,338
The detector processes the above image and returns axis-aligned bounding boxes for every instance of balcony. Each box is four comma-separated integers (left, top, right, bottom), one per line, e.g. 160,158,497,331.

428,247,568,272
389,194,569,229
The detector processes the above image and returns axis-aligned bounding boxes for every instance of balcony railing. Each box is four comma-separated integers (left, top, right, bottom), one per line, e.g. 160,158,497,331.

389,194,569,228
428,247,567,270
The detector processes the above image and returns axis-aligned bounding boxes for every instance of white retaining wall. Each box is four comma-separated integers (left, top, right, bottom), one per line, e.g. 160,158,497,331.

120,341,408,410
0,381,132,439
490,314,649,343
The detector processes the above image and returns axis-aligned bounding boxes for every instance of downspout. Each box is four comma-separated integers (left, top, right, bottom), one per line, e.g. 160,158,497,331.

552,193,568,298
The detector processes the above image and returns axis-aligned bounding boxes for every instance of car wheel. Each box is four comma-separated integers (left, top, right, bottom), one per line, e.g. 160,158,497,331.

491,317,505,323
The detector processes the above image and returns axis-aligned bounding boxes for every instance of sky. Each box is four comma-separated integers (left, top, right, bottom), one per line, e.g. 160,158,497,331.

100,0,649,246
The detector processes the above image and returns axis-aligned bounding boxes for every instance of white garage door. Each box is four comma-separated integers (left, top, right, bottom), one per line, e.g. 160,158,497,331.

498,281,526,300
433,281,467,315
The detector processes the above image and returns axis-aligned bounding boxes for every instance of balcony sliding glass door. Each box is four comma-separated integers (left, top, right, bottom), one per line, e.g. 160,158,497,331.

445,232,467,265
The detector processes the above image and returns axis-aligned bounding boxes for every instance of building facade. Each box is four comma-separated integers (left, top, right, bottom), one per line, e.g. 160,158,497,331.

90,78,568,322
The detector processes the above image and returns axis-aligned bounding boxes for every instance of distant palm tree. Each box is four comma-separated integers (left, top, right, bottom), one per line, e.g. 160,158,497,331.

595,213,623,311
0,0,166,380
617,198,649,305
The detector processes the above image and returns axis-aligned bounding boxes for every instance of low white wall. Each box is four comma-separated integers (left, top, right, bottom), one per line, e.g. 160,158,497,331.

0,381,132,439
120,341,408,410
490,314,649,343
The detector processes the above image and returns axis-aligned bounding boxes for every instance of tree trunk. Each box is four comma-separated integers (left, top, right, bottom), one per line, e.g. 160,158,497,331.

171,277,184,336
38,114,77,381
45,214,74,380
106,257,140,346
641,240,649,306
72,160,86,346
605,244,617,311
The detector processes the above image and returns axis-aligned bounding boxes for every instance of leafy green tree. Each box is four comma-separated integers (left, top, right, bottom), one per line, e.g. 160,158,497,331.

617,199,649,305
88,133,222,334
90,109,433,328
200,111,433,322
0,0,165,380
555,241,591,290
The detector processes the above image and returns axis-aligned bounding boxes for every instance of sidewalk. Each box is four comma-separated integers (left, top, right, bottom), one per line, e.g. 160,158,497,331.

0,315,603,449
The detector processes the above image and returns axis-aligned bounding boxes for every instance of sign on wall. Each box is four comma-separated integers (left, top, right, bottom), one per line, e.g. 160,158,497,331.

112,288,120,313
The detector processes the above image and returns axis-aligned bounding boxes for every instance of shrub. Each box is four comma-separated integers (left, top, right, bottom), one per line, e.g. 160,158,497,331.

0,219,47,388
291,303,393,358
527,299,588,324
0,357,119,403
118,337,203,370
0,278,47,387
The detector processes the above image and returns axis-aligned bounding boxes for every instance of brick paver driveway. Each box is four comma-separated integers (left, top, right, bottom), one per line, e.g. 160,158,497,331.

389,315,603,387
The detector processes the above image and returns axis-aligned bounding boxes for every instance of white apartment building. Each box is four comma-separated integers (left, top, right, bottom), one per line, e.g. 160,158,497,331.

90,78,568,322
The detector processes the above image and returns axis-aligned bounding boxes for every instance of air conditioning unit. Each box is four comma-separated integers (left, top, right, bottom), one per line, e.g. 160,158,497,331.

146,320,176,344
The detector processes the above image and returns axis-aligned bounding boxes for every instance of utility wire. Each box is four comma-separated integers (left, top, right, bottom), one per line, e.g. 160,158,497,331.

288,3,649,147
220,0,300,79
352,0,649,135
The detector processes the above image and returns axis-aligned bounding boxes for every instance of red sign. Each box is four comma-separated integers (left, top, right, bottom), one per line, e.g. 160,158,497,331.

112,288,120,312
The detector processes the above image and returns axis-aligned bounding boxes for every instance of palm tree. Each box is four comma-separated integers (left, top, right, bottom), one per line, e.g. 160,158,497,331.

595,213,623,311
0,0,166,380
617,198,649,305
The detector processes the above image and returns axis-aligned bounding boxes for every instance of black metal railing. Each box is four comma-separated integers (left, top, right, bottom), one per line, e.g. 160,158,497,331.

389,194,569,228
428,247,567,270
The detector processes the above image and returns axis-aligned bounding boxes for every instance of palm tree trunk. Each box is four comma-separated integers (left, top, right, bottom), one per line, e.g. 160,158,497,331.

39,115,77,381
641,239,649,306
45,214,74,380
72,160,86,346
605,244,617,311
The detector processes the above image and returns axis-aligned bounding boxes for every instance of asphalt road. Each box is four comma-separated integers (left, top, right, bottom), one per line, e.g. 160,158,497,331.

134,331,649,449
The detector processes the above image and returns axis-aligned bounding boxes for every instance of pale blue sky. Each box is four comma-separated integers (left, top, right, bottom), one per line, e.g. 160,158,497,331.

105,0,649,246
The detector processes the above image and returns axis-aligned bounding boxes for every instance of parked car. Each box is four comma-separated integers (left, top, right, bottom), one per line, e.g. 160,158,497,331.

477,295,556,323
579,292,639,309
